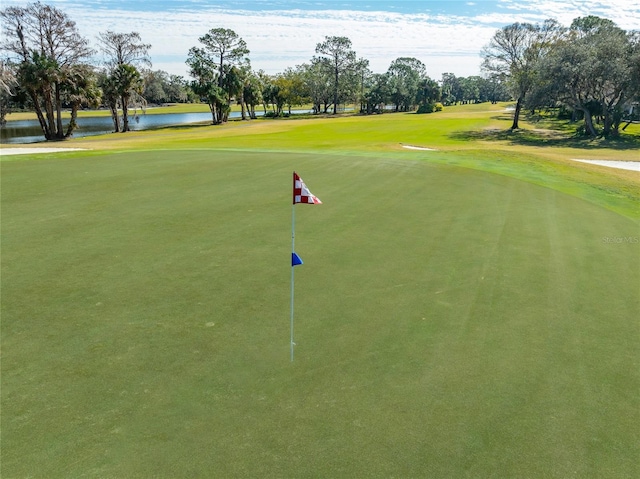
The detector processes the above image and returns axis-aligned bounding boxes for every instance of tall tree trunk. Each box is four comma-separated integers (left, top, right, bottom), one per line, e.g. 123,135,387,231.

121,95,129,131
54,82,64,139
222,101,230,123
603,112,613,137
581,107,598,137
29,90,51,139
240,92,247,120
109,102,120,132
44,88,56,140
209,101,216,125
65,103,79,138
510,96,523,130
333,67,339,114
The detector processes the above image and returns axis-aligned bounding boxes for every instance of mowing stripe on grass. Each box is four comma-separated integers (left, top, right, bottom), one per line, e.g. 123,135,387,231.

2,150,638,477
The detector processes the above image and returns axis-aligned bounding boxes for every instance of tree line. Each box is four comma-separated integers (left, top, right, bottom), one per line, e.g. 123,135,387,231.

1,2,638,141
482,17,640,137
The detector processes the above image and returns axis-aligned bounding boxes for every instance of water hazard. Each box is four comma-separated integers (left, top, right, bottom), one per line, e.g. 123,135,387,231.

1,109,313,144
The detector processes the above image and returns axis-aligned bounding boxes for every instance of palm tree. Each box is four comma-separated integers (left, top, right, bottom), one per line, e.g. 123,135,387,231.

113,63,144,132
221,65,243,122
97,31,151,132
62,64,101,138
98,72,121,132
18,52,60,139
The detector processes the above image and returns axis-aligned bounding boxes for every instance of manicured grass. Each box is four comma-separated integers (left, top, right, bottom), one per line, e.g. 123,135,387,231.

1,105,639,477
15,102,636,218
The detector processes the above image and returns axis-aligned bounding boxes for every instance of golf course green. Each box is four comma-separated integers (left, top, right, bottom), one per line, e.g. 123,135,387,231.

1,103,638,477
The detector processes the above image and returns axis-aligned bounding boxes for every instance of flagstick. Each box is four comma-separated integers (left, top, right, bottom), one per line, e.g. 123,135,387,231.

290,202,296,362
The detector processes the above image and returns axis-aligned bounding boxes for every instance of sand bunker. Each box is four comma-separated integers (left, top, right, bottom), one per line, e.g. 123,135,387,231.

571,159,640,172
402,144,437,151
0,147,88,156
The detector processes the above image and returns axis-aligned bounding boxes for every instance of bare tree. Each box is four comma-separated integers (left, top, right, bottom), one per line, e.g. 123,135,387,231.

0,60,17,126
98,31,151,69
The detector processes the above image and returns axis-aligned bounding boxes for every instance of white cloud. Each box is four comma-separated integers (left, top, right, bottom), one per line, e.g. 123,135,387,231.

3,1,639,80
497,0,640,29
56,6,497,78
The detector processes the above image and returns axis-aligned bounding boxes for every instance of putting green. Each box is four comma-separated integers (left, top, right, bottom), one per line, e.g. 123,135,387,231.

1,149,638,477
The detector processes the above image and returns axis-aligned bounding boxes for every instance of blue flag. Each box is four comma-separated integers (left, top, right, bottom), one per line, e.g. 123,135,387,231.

292,252,304,266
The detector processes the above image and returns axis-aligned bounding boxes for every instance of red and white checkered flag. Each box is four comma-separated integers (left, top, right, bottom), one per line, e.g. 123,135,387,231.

293,172,322,204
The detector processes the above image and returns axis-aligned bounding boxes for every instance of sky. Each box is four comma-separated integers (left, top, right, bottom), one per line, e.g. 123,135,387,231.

3,0,640,79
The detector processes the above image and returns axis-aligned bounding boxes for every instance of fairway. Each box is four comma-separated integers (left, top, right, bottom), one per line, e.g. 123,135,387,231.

1,108,639,477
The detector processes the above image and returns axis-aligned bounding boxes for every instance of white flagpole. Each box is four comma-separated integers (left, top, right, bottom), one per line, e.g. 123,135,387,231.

290,201,296,362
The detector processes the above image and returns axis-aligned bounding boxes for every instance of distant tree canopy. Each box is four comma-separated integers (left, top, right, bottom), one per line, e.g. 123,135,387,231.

314,36,357,115
1,3,637,140
482,16,638,136
481,19,565,130
186,28,249,124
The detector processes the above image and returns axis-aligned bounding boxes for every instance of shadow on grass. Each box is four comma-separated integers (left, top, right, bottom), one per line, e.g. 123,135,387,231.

450,127,640,151
490,114,515,122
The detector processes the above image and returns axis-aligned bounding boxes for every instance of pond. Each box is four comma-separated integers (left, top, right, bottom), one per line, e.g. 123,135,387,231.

1,109,313,144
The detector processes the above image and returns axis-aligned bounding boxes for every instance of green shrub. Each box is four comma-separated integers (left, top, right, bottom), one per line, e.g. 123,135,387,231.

417,102,436,114
417,102,443,114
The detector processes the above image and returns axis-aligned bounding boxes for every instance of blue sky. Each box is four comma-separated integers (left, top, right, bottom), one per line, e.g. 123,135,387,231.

4,1,640,79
